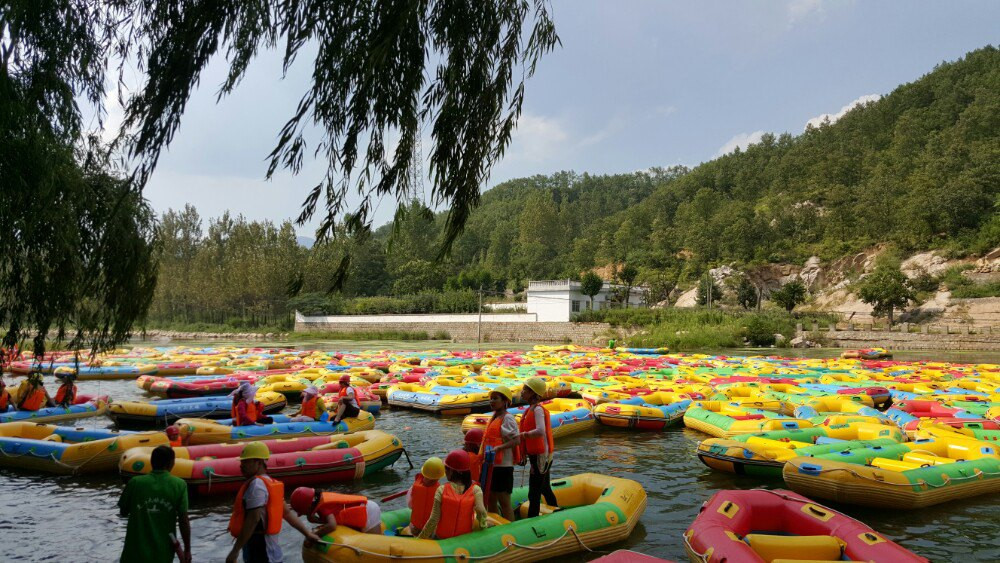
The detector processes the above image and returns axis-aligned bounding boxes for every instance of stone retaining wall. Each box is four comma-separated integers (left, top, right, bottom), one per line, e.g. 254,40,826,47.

295,320,612,344
797,322,1000,350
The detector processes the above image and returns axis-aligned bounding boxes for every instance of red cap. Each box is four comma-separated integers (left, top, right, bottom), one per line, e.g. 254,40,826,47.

444,449,471,472
290,487,316,515
464,428,484,446
339,374,352,384
165,426,180,438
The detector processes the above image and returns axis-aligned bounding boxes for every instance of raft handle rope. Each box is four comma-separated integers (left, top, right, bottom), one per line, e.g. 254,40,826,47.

784,459,1000,487
312,523,599,560
401,447,414,469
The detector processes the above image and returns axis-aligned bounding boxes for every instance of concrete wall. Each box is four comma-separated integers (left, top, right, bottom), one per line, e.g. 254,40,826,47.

295,318,612,344
797,322,1000,350
295,312,537,324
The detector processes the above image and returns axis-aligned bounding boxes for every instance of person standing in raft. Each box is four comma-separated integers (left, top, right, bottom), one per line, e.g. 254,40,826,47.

290,487,383,536
417,450,488,539
290,386,325,422
462,428,485,483
331,374,361,425
16,372,53,411
480,385,520,522
54,373,78,408
118,445,191,563
226,442,319,563
518,377,558,517
406,457,444,536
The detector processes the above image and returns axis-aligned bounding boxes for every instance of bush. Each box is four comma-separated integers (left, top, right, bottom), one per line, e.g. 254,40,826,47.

744,315,778,346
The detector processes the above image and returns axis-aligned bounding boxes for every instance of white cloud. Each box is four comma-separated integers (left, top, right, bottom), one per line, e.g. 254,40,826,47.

579,115,627,147
804,93,881,130
509,112,570,163
715,130,766,157
787,0,825,26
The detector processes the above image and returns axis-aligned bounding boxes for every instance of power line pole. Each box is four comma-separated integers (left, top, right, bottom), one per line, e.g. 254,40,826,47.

477,285,483,350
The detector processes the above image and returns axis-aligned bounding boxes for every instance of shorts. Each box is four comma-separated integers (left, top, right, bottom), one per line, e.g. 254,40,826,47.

489,466,514,494
341,403,361,419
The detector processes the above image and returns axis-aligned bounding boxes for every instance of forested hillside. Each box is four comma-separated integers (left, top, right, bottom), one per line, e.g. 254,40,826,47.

148,46,1000,328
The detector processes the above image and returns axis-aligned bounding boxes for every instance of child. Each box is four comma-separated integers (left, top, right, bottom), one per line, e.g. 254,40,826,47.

406,457,444,536
518,377,558,517
54,374,78,408
290,487,382,536
290,386,325,422
462,428,484,483
478,386,520,521
417,450,488,539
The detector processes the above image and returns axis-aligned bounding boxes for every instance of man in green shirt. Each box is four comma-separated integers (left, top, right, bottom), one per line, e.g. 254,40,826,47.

118,445,191,563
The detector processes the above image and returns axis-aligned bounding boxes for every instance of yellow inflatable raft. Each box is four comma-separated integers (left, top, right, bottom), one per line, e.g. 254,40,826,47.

176,411,377,445
0,422,167,474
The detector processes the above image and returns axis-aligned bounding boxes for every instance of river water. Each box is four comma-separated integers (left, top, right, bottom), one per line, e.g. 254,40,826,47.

1,341,998,562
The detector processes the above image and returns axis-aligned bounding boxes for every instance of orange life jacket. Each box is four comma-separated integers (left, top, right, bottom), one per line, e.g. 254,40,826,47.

229,475,284,537
435,483,476,539
19,388,46,411
408,475,439,531
338,386,357,406
0,389,9,411
313,492,368,531
469,452,483,483
300,396,319,419
55,383,76,406
519,404,555,456
169,437,182,447
231,399,258,425
481,413,521,466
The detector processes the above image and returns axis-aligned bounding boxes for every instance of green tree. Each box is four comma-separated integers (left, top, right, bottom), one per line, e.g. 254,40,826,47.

696,276,722,307
617,264,639,307
857,261,915,325
772,280,807,313
735,276,760,310
580,272,604,310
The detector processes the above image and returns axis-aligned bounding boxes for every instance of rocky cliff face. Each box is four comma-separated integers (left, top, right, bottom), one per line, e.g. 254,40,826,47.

671,247,1000,326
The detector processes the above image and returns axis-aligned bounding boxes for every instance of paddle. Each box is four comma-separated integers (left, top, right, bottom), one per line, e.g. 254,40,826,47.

380,489,409,503
480,446,496,510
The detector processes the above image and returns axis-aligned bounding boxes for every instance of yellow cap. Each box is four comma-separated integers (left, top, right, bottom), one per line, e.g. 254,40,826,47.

524,377,547,397
491,385,513,402
421,457,445,480
240,442,271,461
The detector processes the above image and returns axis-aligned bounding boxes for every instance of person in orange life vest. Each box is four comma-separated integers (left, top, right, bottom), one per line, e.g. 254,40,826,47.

418,450,488,540
0,376,11,412
290,487,383,536
54,373,78,408
462,428,485,483
230,382,271,426
226,442,319,563
290,386,326,422
331,374,361,424
404,457,444,536
479,385,520,522
165,425,183,447
16,372,53,411
518,377,558,518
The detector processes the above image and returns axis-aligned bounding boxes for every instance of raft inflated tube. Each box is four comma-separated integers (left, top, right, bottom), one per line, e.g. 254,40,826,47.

0,395,109,424
175,411,377,444
0,422,167,474
108,391,287,428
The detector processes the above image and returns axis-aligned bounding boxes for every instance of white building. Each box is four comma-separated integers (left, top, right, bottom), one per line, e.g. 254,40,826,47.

526,279,647,322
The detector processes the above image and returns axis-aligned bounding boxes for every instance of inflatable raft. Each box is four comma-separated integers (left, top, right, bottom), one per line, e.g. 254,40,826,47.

176,412,377,445
684,488,927,562
53,363,158,380
0,422,167,474
594,393,692,430
387,383,492,415
108,391,287,428
782,436,1000,508
302,472,646,563
683,403,811,439
120,430,403,494
460,399,594,438
0,394,109,424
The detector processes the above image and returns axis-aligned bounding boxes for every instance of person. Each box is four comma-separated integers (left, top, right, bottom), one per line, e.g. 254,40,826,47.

226,442,320,563
290,487,382,537
118,445,191,563
16,372,53,411
54,373,78,408
608,338,617,350
406,457,444,536
417,450,488,540
165,425,183,447
462,428,484,483
479,385,520,522
331,374,361,424
289,386,325,422
230,382,267,426
0,376,11,412
518,377,558,518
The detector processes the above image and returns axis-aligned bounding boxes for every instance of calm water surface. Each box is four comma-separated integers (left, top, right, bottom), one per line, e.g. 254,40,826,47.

2,341,998,561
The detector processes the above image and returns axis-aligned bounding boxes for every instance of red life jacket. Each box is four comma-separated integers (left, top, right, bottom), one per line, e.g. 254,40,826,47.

481,413,522,466
408,475,439,531
469,452,483,483
300,396,319,419
314,492,369,531
169,437,182,448
519,404,555,456
229,475,284,537
55,383,76,406
435,483,476,539
0,389,9,411
231,399,258,425
19,388,46,411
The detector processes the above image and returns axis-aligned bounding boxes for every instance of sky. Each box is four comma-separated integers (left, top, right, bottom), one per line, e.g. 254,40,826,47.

113,1,1000,237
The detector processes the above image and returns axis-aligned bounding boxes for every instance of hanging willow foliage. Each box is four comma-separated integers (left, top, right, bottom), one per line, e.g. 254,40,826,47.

117,0,559,289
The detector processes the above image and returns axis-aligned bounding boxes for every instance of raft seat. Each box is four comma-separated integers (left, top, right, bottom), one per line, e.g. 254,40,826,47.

745,534,844,562
902,452,955,466
869,458,923,472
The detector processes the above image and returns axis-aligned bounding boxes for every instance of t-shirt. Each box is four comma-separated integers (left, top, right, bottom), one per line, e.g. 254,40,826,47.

118,470,188,563
495,413,520,468
242,478,284,563
342,386,359,409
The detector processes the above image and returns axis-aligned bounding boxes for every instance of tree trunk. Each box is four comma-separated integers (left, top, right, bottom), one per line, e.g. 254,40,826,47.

888,306,894,327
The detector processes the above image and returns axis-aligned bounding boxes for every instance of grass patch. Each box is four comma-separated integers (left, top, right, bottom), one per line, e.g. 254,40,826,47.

141,321,291,334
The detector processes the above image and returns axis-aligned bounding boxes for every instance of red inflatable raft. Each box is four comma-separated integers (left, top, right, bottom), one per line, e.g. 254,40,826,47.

684,489,927,562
